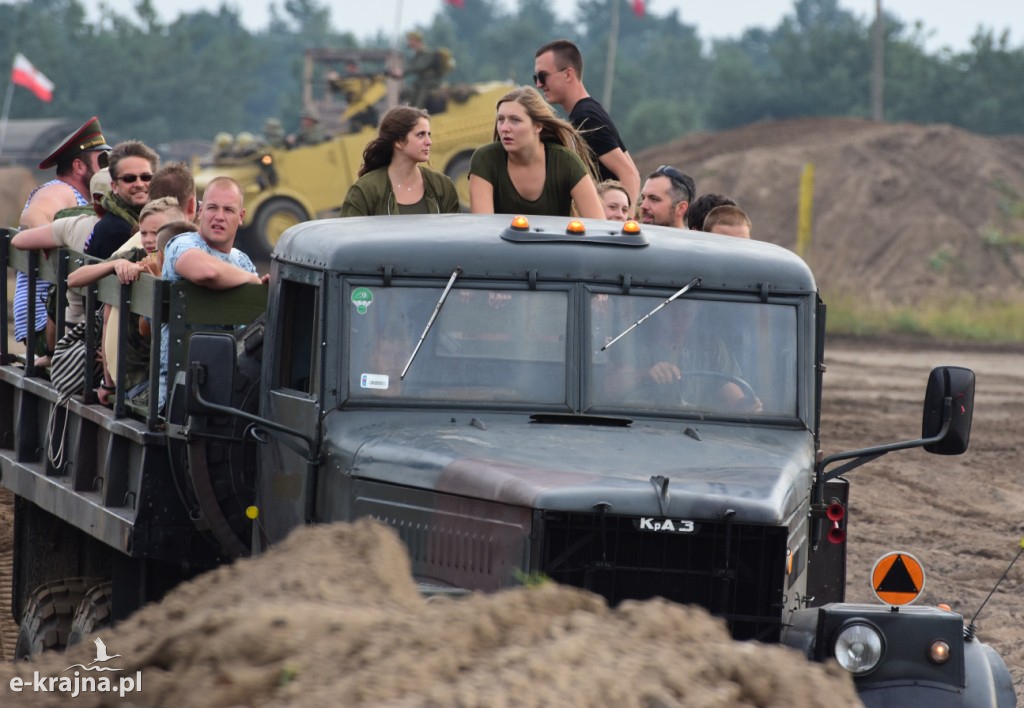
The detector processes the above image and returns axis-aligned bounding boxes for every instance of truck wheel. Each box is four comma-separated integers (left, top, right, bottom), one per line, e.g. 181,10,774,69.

65,582,113,649
444,153,473,211
14,578,97,660
250,198,308,256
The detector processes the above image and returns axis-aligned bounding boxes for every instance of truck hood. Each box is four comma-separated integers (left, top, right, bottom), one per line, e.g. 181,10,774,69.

323,411,814,525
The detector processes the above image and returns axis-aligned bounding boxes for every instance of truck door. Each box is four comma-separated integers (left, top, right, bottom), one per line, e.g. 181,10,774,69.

261,275,323,543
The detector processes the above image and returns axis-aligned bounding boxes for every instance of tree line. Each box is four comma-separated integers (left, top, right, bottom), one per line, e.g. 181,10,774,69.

2,0,1022,153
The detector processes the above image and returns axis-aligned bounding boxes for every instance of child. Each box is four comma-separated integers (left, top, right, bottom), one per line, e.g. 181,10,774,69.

597,180,632,222
67,198,185,405
703,205,752,240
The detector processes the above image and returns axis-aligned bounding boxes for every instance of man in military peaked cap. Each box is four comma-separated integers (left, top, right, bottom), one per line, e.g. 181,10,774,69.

15,116,112,361
37,116,111,170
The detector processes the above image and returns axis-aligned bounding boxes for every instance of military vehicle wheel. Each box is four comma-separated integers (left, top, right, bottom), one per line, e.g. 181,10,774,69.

65,582,113,649
251,198,308,256
444,153,473,211
15,578,97,659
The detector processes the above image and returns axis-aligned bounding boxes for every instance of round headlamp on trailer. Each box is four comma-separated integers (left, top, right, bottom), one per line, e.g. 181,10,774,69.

833,621,885,675
928,638,951,664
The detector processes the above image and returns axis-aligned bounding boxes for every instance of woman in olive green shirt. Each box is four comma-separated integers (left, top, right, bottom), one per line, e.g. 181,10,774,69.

468,86,603,218
342,105,460,216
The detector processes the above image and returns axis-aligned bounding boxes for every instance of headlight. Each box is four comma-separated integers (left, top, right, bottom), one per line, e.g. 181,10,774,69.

833,622,884,675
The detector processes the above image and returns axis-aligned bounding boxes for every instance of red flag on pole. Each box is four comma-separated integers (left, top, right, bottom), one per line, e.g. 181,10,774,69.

11,53,54,102
445,0,464,7
631,0,645,17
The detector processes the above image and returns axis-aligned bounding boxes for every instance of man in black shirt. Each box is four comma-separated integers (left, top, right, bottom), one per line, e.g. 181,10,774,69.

85,140,160,260
534,39,640,206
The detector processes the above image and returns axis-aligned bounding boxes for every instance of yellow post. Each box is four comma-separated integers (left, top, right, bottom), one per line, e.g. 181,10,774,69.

797,162,815,261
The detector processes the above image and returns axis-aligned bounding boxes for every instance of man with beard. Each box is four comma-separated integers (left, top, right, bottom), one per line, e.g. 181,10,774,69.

84,140,160,260
638,165,695,229
15,116,111,363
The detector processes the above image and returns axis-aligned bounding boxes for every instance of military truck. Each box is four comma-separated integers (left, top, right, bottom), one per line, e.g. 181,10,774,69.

0,215,1015,705
194,48,510,256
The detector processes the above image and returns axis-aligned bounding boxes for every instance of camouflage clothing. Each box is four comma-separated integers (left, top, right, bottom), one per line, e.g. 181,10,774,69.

403,47,446,108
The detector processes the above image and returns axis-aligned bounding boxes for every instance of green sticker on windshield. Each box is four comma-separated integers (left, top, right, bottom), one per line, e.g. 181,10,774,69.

351,287,373,314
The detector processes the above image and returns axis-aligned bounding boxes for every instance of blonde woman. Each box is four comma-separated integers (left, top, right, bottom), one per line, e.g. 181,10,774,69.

469,86,603,218
597,179,632,221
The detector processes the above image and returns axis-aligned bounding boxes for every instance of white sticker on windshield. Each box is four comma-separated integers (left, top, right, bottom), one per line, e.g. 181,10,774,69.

360,373,389,390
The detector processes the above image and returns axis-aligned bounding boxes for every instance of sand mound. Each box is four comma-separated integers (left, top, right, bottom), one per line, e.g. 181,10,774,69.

0,167,35,229
0,519,858,707
636,118,1024,306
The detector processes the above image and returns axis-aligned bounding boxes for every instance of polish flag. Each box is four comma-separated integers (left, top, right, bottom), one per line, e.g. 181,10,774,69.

11,53,54,102
445,0,464,7
631,0,645,17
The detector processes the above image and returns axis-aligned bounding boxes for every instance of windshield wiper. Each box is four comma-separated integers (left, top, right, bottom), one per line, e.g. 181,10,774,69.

401,267,462,379
600,277,701,351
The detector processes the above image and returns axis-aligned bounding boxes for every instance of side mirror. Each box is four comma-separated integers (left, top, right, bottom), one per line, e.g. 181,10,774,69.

921,366,975,455
185,333,236,415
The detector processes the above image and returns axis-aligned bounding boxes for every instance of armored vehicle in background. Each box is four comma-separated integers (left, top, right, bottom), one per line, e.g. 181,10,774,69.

194,49,509,256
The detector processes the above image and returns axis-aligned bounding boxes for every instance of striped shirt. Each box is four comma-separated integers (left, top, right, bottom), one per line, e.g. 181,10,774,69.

14,180,89,342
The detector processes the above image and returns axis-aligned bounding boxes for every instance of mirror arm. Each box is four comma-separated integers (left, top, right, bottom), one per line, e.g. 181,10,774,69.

190,368,318,464
817,397,951,483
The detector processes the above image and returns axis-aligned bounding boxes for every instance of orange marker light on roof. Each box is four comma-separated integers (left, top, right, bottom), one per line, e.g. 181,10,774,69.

566,219,585,235
510,215,530,231
622,219,641,234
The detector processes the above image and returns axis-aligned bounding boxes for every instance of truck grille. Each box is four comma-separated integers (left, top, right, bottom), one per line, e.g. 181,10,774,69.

537,511,787,641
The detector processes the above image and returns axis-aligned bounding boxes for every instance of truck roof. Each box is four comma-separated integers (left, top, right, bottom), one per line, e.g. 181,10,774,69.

273,214,817,293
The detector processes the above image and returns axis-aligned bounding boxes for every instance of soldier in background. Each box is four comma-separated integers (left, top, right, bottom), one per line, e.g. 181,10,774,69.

399,31,452,111
232,132,259,157
262,118,286,149
327,59,380,132
288,109,326,147
212,132,234,160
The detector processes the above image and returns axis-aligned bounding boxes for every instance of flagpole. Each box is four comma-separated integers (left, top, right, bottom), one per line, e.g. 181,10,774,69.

601,0,620,111
392,0,404,49
0,78,15,159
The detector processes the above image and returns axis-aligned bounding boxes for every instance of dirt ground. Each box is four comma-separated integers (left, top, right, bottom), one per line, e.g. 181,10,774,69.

0,336,1019,705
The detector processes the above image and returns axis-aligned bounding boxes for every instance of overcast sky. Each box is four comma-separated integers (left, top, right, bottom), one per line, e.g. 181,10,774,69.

73,0,1022,52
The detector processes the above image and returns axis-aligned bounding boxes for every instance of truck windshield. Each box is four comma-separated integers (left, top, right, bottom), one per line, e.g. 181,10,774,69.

589,293,797,417
348,286,569,404
345,285,798,417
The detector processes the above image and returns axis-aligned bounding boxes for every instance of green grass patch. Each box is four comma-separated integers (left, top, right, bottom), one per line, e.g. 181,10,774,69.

823,292,1024,343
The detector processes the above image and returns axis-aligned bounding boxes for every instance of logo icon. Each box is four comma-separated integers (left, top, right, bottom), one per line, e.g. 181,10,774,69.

351,287,374,314
64,637,123,673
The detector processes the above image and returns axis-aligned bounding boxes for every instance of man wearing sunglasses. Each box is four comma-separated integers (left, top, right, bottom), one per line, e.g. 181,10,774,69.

638,164,695,229
534,39,640,207
85,139,160,260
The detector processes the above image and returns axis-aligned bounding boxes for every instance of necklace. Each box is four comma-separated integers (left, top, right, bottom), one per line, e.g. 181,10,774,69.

390,171,417,192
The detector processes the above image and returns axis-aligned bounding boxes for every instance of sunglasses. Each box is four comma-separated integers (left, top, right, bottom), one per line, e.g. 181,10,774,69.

532,67,568,86
655,165,694,202
116,173,154,184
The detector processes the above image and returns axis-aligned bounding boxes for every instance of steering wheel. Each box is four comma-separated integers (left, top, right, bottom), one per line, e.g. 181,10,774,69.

640,369,760,412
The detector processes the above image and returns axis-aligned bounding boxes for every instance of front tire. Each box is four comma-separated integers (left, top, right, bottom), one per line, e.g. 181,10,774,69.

249,198,308,257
